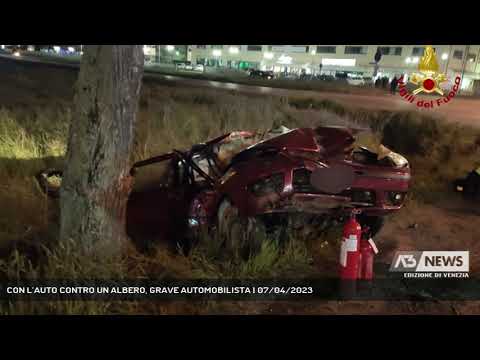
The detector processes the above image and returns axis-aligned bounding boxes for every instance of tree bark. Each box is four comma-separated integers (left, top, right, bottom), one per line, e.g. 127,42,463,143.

60,45,144,258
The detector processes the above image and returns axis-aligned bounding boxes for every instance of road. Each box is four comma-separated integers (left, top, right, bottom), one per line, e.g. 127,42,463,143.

1,52,479,127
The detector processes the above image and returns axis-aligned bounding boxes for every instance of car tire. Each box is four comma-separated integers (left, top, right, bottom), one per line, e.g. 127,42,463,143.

217,198,265,259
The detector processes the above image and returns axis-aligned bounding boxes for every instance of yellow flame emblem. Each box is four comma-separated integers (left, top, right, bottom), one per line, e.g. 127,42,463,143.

409,45,448,95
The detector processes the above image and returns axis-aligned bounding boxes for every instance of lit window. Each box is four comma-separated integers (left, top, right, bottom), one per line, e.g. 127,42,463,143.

344,46,367,55
377,46,391,55
453,50,464,60
411,47,424,56
316,46,336,54
247,45,262,52
379,47,402,56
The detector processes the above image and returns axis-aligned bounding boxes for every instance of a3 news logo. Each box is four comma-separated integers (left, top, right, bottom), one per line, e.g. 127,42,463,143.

390,251,469,278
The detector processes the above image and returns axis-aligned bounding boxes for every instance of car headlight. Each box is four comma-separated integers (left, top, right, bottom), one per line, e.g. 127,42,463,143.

387,191,406,206
351,190,375,205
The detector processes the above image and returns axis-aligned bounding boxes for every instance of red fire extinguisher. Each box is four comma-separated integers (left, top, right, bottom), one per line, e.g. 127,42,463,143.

358,233,378,280
339,212,362,280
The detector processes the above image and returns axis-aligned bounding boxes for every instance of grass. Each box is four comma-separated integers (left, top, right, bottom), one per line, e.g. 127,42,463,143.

1,65,480,313
188,227,319,279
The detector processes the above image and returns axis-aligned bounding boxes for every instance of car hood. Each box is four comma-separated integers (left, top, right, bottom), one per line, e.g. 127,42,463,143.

252,126,356,156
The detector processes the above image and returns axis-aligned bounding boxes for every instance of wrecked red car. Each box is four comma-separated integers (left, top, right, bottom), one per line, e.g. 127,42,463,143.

124,125,410,253
37,125,410,255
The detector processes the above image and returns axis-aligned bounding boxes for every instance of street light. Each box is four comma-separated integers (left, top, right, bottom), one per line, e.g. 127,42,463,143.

264,52,274,59
229,46,239,54
166,45,175,52
441,53,448,60
212,49,222,57
277,54,292,65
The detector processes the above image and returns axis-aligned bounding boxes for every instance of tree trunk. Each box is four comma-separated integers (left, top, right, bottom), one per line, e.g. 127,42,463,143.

60,45,144,258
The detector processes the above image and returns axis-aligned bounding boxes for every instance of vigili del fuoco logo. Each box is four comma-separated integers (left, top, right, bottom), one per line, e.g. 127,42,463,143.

397,45,462,109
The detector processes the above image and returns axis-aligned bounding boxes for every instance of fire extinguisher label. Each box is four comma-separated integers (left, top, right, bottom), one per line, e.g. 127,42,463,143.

368,238,379,254
340,235,358,267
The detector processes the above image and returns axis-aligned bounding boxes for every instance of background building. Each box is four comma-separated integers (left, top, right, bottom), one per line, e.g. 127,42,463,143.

143,45,188,64
188,45,480,92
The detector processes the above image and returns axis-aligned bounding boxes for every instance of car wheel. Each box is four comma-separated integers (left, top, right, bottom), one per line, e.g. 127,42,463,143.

217,198,265,259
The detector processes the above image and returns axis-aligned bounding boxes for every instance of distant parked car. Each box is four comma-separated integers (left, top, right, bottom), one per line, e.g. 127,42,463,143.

249,70,274,80
280,73,299,80
299,73,313,81
347,75,366,86
176,62,191,70
316,74,335,82
8,46,22,57
176,62,204,72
